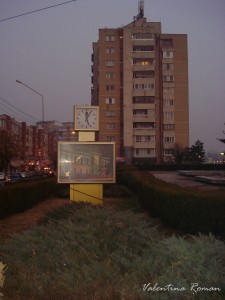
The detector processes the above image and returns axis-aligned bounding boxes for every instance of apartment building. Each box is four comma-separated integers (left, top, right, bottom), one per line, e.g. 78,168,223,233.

91,1,189,164
0,115,77,171
0,114,23,169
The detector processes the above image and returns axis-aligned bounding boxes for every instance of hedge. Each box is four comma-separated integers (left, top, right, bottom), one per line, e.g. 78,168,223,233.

0,179,69,219
118,168,225,239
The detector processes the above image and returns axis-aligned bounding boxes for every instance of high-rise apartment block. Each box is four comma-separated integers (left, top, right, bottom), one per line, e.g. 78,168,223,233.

91,1,189,164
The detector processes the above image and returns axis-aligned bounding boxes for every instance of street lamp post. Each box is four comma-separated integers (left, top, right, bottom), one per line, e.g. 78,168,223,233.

16,80,44,122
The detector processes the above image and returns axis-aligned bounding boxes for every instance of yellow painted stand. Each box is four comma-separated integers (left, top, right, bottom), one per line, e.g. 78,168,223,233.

78,131,95,142
70,183,103,205
70,130,103,205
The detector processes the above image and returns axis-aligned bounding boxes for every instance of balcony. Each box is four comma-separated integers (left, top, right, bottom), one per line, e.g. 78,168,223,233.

133,141,156,148
133,45,154,52
132,39,155,46
133,70,155,78
132,64,155,72
132,52,155,59
133,122,155,129
133,115,155,123
132,89,155,97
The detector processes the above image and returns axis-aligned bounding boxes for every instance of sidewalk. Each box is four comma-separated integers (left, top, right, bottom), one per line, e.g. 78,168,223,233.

150,171,225,191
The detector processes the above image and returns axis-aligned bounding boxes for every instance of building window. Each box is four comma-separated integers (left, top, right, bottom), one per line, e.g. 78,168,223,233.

135,135,155,142
106,85,115,91
106,47,115,53
132,32,154,39
133,46,154,52
163,51,173,58
106,123,115,129
106,72,115,79
133,109,147,116
164,136,175,143
0,119,6,127
133,122,155,129
162,39,173,49
105,35,115,42
133,71,154,78
106,136,115,142
133,96,155,104
133,109,154,117
106,110,115,117
164,148,174,155
163,87,174,94
133,58,154,65
163,75,174,82
12,124,20,134
164,99,174,106
163,63,174,71
164,112,174,119
106,98,115,104
134,148,155,157
133,83,154,90
164,124,175,130
106,60,115,67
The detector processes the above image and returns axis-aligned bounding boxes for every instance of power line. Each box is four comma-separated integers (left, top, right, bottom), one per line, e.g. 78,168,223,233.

0,96,71,125
0,96,39,123
0,106,36,125
0,105,37,125
0,0,77,23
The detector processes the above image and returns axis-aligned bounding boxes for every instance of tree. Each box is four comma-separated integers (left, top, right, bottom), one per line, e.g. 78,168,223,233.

0,130,21,173
217,124,225,145
189,140,205,164
172,144,189,164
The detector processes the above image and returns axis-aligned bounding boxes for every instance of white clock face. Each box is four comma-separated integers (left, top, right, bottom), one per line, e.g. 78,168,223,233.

75,107,98,130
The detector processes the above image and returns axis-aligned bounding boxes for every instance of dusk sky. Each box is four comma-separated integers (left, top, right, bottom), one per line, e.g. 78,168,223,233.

0,0,225,154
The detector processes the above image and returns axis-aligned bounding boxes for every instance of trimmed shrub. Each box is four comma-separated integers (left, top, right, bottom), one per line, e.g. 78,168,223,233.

0,179,69,219
0,204,224,299
119,169,225,238
0,262,6,298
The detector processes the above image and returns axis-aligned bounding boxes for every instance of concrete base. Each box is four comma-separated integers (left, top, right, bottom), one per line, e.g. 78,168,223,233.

196,176,225,185
178,170,225,177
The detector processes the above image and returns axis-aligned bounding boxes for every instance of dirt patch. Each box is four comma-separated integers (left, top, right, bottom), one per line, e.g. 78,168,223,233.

0,198,70,241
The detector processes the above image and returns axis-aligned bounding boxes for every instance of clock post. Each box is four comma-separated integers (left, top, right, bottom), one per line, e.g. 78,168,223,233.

70,105,103,204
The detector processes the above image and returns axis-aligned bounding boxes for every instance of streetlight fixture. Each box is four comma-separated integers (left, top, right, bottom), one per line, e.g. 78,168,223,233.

16,80,44,122
221,152,224,164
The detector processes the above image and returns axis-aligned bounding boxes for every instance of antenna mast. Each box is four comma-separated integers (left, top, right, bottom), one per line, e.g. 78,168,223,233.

138,0,144,18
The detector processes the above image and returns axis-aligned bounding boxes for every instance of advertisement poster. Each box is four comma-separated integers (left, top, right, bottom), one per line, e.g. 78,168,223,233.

58,142,115,183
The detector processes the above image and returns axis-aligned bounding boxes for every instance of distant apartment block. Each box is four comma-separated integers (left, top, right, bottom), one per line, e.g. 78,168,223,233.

0,115,77,171
91,1,189,164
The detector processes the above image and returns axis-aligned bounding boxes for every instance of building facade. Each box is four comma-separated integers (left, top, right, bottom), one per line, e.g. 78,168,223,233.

0,115,77,171
91,2,189,164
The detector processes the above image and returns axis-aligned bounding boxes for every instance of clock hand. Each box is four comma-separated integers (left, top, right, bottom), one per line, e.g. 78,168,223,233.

87,110,92,118
85,110,91,126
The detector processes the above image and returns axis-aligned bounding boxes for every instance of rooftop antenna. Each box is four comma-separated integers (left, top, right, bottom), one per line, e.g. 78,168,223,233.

138,0,144,19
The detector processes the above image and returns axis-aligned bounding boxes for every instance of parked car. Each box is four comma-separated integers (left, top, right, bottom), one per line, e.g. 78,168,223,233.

0,172,5,181
41,169,56,177
20,172,28,178
8,172,22,182
27,171,35,177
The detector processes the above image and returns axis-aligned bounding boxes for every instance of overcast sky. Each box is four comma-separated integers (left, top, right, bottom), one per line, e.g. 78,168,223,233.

0,0,225,154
